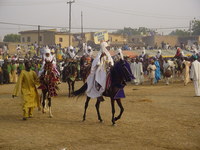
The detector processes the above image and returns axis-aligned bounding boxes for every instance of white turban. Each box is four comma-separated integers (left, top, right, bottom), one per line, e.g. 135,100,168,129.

86,46,93,57
116,48,124,60
156,49,162,58
51,49,55,53
69,46,74,50
141,48,146,57
68,46,76,58
100,42,114,66
44,47,51,54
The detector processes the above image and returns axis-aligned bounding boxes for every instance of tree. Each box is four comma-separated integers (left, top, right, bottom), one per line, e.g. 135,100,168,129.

114,27,156,36
3,34,21,42
192,19,200,35
169,29,190,36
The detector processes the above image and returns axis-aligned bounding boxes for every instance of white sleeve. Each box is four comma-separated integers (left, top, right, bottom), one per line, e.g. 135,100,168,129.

190,63,194,79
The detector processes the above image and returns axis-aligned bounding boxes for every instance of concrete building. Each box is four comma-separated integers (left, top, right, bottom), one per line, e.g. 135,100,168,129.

142,35,179,48
19,29,73,48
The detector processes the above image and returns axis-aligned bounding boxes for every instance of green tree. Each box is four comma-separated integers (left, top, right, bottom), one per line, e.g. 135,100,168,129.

3,34,21,42
192,19,200,35
169,29,190,36
114,27,156,36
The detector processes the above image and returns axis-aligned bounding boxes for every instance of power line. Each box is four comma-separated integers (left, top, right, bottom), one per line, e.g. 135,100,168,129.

0,21,189,31
76,1,195,20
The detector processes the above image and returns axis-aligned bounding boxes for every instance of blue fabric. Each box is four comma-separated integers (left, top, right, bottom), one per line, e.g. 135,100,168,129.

110,60,134,99
114,89,125,99
154,60,161,83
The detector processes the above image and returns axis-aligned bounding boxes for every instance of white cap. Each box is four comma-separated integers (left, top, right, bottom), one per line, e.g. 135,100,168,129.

45,48,51,54
116,48,124,60
51,49,55,53
69,46,73,50
87,46,92,50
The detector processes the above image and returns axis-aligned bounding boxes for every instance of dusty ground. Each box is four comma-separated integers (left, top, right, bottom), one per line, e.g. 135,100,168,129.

0,80,200,150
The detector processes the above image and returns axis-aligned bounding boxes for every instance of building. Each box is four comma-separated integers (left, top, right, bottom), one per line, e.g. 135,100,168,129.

142,35,179,48
19,29,73,48
109,33,126,44
19,29,128,48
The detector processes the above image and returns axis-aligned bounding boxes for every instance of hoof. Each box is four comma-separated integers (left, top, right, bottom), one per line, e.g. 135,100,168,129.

112,123,116,126
82,119,85,122
114,117,120,121
99,120,104,123
22,117,27,121
49,115,53,118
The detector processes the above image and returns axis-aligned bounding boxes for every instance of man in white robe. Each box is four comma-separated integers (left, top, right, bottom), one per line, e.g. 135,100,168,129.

132,58,143,85
190,55,200,96
86,41,113,99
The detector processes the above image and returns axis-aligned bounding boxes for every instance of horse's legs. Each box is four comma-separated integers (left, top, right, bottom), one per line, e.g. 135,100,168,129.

111,99,116,125
67,80,71,97
48,97,53,118
83,96,90,121
114,99,124,122
42,90,47,113
72,81,75,93
95,98,103,122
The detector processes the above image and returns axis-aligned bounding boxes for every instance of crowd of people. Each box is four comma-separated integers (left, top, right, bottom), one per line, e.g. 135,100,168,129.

0,41,200,120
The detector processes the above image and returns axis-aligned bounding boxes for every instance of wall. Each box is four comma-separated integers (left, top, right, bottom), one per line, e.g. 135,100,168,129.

43,32,55,46
142,35,179,48
20,33,40,44
142,36,154,47
55,34,73,48
154,35,178,47
85,32,94,42
109,34,125,43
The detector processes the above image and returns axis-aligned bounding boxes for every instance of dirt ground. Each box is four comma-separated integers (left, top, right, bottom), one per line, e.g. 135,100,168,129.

0,80,200,150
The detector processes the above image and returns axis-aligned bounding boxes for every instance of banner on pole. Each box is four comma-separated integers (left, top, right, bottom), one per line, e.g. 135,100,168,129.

94,31,108,44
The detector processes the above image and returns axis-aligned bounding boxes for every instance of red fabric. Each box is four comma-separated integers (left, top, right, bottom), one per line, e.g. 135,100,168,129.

106,72,111,90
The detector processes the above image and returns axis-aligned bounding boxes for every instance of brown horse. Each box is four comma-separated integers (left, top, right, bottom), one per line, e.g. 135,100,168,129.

63,61,78,97
80,56,92,83
73,60,134,125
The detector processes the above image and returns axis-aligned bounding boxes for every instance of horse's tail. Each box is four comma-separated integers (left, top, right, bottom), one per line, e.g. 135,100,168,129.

73,83,88,96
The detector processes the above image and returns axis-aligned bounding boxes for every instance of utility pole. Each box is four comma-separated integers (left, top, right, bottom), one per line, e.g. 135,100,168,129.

81,11,83,40
189,20,192,36
37,25,40,56
67,0,75,47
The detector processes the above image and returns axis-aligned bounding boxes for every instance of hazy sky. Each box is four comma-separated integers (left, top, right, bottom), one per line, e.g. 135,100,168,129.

0,0,200,40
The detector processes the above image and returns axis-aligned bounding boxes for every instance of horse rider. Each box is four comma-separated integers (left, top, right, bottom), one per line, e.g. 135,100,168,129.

67,46,78,60
39,47,60,77
174,47,184,59
112,48,124,62
86,41,114,101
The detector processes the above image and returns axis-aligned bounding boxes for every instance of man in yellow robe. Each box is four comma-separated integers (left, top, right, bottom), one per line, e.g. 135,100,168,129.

13,61,40,120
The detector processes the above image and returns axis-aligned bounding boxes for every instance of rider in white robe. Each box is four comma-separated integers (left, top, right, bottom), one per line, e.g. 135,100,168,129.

39,47,59,76
86,42,114,99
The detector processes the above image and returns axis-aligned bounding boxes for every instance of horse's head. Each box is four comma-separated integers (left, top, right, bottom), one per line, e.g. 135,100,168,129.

115,60,134,82
44,60,53,72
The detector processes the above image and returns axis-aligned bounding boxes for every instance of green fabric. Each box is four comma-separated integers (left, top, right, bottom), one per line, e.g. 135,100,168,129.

19,64,25,70
31,66,35,71
11,64,17,70
7,64,11,73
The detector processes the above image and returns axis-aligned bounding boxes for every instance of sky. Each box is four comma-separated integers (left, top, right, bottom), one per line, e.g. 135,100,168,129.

0,0,200,41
